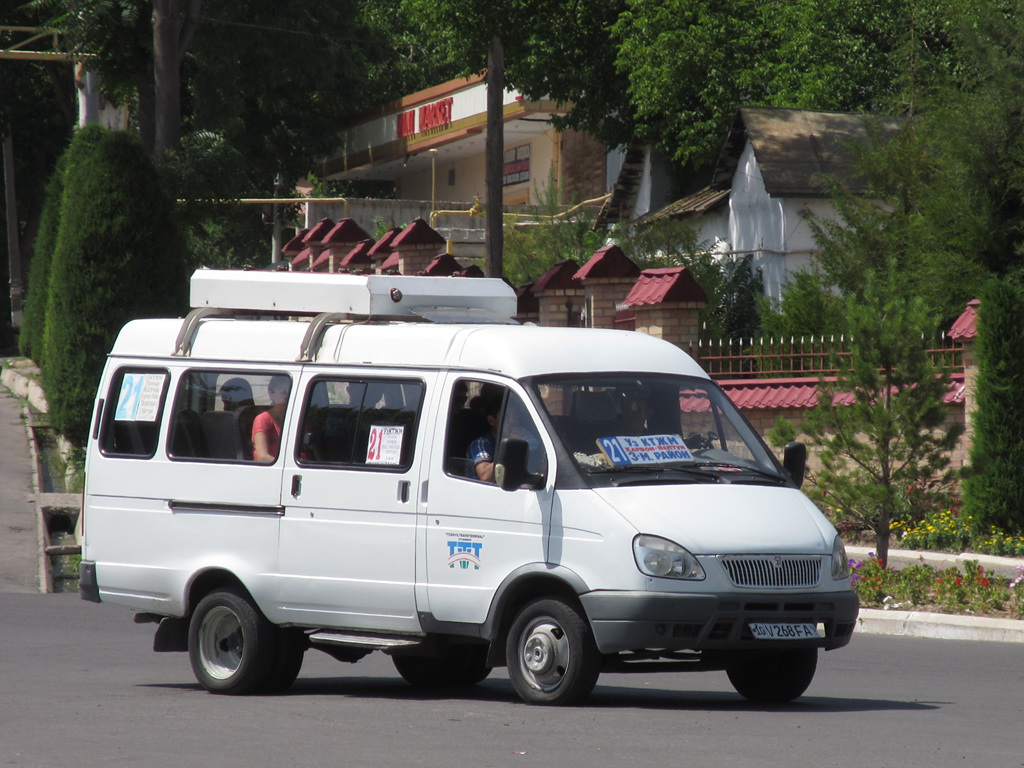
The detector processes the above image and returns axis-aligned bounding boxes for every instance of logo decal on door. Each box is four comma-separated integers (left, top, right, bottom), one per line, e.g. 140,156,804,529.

447,539,483,570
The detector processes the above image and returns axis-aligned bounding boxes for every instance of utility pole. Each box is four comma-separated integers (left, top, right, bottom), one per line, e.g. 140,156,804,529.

4,130,23,327
485,37,504,279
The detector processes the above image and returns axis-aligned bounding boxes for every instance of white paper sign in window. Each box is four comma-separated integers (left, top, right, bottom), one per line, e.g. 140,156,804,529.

115,373,166,422
366,424,405,465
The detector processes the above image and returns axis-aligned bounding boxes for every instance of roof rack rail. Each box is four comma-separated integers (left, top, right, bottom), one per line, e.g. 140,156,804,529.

172,269,519,358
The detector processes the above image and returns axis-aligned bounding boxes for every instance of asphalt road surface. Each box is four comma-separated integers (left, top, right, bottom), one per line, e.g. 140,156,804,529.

1,592,1021,768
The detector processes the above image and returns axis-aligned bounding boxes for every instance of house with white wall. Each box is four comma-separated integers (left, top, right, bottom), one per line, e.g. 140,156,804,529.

648,107,902,301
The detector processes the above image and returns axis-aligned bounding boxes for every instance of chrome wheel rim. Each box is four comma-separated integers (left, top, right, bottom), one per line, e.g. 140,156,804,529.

518,618,569,693
198,606,244,680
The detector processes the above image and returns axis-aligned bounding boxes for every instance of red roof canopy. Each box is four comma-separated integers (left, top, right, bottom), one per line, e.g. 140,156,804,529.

575,244,640,280
323,218,371,245
302,218,335,244
625,267,707,306
949,299,980,340
392,218,446,248
533,260,582,292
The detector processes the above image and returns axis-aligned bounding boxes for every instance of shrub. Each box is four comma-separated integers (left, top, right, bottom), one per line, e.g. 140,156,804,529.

19,155,67,365
962,278,1024,535
43,127,187,447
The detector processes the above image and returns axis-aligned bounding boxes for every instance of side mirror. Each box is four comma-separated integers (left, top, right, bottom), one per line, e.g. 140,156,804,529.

494,438,545,491
783,441,807,488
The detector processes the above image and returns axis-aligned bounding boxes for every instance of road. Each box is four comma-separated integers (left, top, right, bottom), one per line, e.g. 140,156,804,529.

1,593,1021,768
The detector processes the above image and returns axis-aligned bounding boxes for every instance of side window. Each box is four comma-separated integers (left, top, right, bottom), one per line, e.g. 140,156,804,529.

99,368,169,458
445,380,546,482
298,377,423,470
168,370,292,463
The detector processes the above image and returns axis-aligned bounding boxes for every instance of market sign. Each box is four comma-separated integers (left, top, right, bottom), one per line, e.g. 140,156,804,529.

503,145,530,186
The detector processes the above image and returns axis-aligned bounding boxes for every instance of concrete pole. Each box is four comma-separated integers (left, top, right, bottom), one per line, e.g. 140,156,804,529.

3,131,24,327
485,37,504,279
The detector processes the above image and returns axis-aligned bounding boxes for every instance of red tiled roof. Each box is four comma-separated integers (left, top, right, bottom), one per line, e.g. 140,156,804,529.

340,239,374,268
369,227,401,257
625,267,708,306
575,244,640,280
290,247,311,268
715,374,966,410
392,218,446,247
457,265,485,278
310,250,331,271
302,218,335,244
322,218,371,245
949,299,980,340
424,253,463,276
380,252,400,272
283,229,309,254
533,259,581,292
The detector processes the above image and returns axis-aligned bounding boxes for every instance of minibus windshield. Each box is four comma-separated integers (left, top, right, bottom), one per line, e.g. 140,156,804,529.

533,374,783,482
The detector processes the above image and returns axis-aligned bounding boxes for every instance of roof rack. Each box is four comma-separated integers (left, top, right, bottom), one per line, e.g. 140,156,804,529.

173,269,518,358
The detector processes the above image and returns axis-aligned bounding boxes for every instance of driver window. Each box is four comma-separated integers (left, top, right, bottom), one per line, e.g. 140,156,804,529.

444,380,547,483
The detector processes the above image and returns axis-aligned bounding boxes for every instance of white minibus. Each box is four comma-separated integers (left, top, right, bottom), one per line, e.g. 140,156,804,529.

80,269,857,705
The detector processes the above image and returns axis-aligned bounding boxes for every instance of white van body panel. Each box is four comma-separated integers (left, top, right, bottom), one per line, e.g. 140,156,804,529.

590,485,832,556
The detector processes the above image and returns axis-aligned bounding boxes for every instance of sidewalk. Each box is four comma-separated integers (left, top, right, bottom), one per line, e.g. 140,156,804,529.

0,361,44,593
1,358,1022,640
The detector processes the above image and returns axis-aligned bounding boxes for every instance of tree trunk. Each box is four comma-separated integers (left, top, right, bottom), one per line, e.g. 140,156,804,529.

484,36,504,279
152,0,182,158
3,130,24,327
137,65,156,157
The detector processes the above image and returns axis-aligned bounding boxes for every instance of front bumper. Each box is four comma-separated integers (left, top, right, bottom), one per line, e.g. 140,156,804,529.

580,589,858,654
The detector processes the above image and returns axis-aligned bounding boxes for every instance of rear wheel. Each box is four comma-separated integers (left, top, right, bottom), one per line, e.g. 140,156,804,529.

726,648,818,703
188,588,276,695
393,644,491,687
505,597,600,706
264,627,307,694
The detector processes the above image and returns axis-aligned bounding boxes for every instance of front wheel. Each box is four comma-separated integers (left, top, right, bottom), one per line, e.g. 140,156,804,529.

726,648,818,703
505,597,600,706
188,588,276,695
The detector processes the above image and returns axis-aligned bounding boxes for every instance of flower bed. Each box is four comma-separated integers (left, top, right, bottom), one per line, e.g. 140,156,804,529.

851,554,1024,619
892,508,1024,556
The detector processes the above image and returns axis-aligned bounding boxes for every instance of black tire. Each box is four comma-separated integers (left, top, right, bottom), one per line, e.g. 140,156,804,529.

393,644,491,688
263,627,307,694
188,588,276,695
505,597,600,706
726,648,818,703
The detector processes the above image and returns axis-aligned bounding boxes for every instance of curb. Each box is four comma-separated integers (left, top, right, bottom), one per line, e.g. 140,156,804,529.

858,608,1024,643
847,545,1024,643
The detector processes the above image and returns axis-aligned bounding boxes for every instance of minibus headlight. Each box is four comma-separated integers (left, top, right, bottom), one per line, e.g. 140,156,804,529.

633,534,705,580
831,534,851,580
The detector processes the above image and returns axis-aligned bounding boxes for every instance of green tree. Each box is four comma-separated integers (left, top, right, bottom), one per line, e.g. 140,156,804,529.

502,177,604,287
962,279,1024,535
760,270,847,341
802,265,962,566
43,126,187,446
18,157,66,363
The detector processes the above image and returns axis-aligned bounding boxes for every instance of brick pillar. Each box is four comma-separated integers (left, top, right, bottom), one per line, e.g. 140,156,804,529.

538,289,586,327
584,277,635,329
396,245,439,275
633,301,704,349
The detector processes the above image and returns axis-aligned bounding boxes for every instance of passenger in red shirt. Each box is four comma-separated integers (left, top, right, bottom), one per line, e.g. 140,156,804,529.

253,375,290,462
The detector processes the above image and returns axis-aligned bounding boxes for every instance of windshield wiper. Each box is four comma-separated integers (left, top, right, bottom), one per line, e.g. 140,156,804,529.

691,460,788,485
589,464,721,486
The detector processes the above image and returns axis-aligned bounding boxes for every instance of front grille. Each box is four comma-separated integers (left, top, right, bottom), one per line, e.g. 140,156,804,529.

719,554,822,588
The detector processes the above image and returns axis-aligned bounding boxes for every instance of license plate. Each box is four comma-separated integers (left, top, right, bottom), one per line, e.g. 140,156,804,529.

749,622,821,640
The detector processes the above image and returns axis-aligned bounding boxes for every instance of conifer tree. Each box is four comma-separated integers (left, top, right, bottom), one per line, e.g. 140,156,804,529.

43,127,187,446
962,279,1024,535
803,263,962,565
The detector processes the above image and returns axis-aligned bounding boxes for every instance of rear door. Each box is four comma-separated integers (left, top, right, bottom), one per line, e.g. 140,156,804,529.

276,370,432,632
